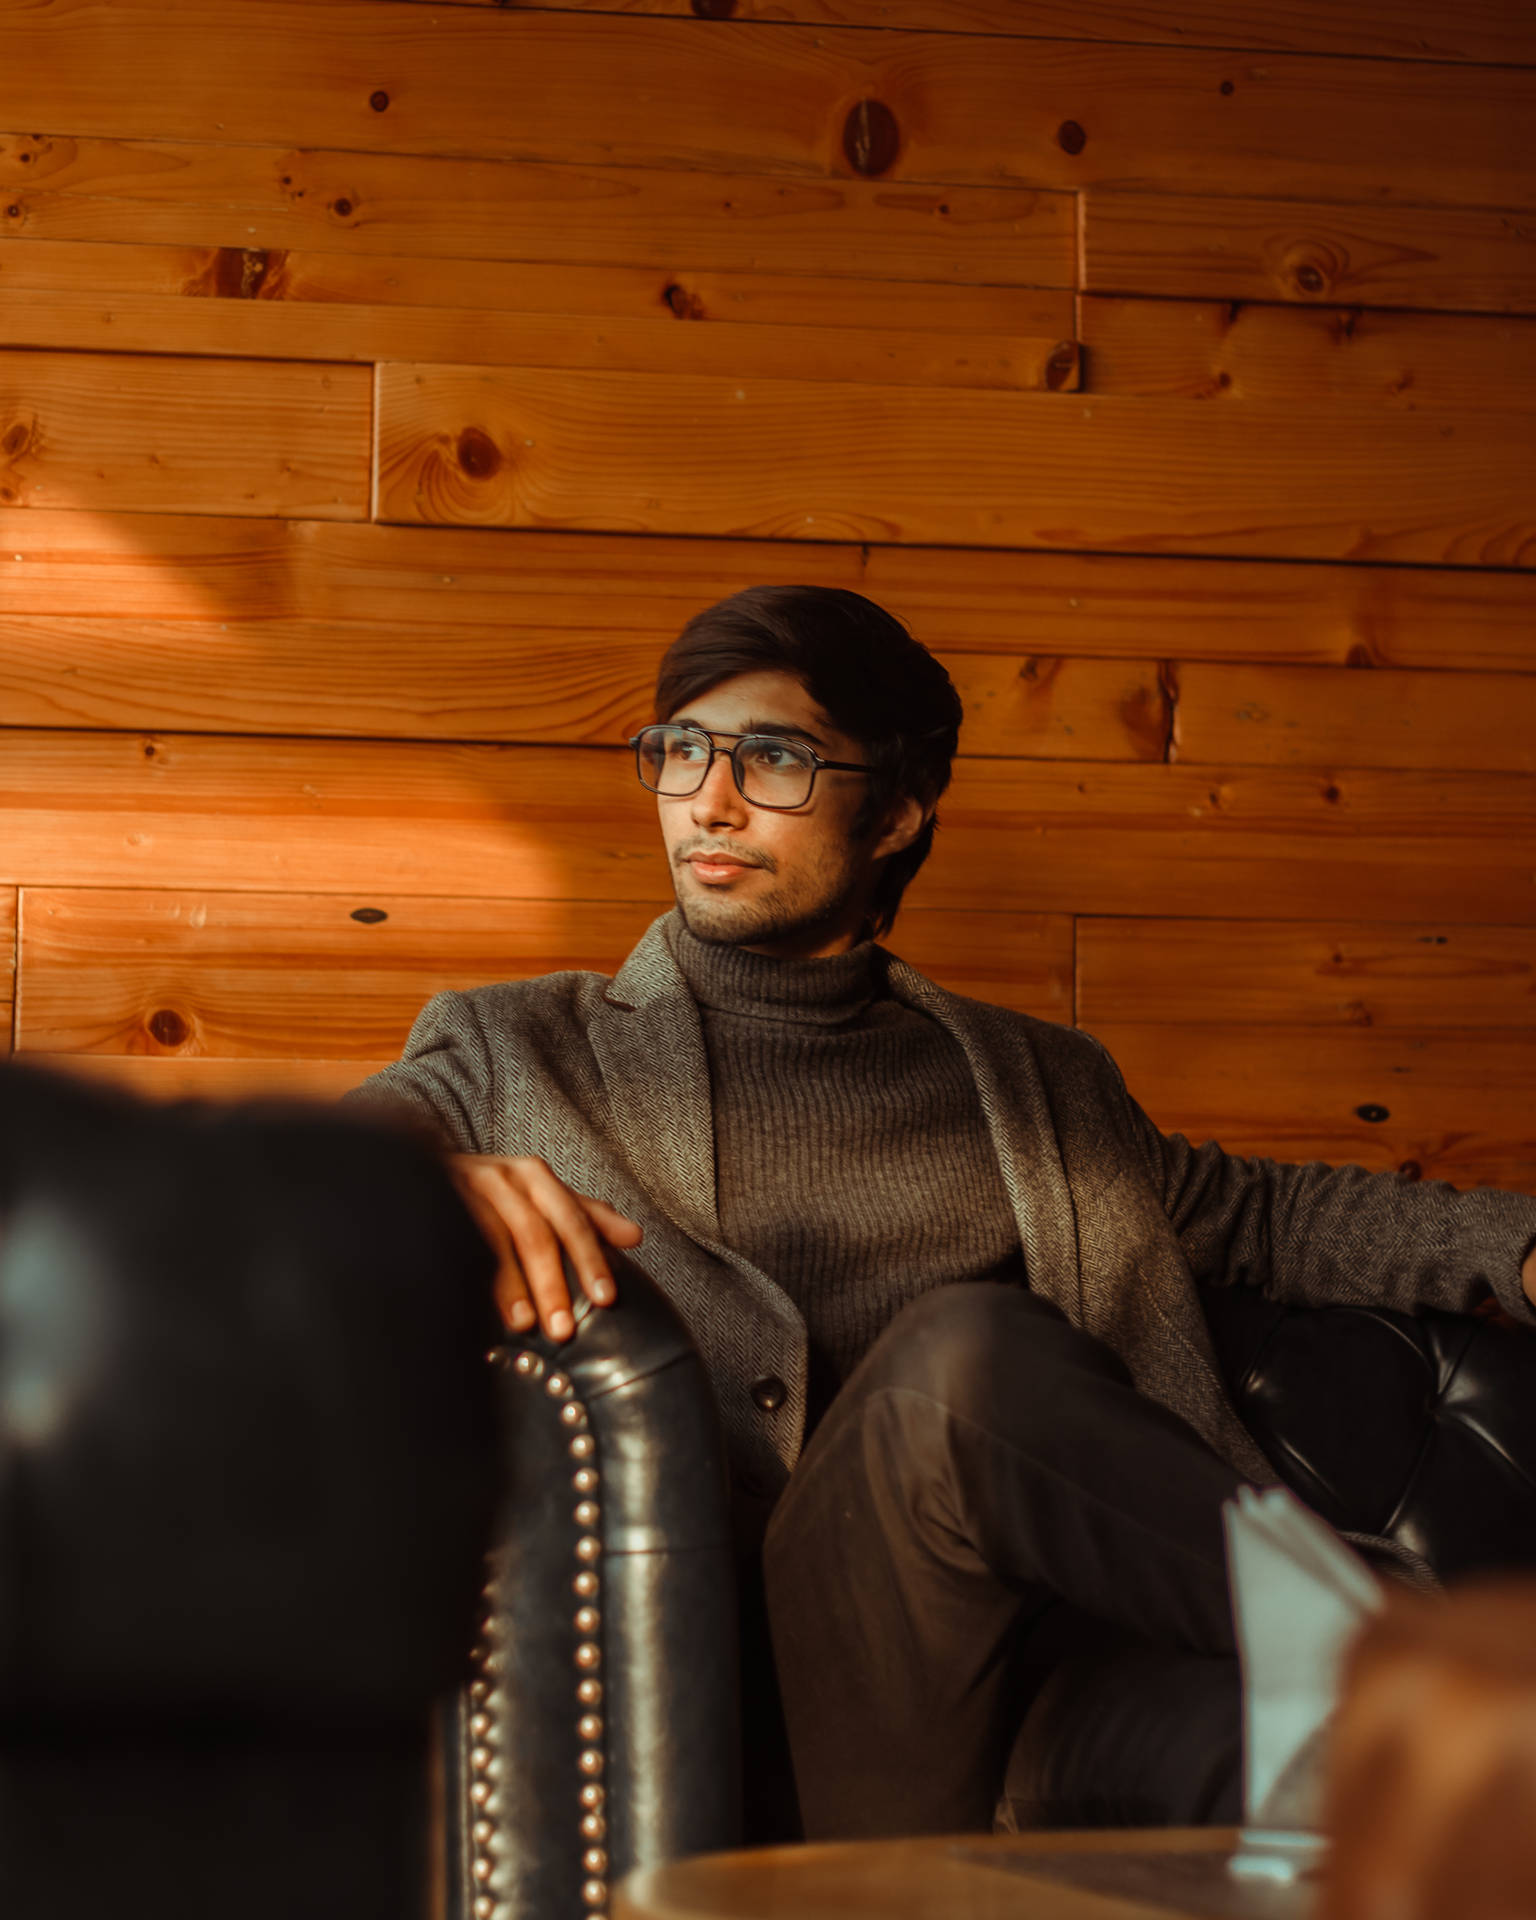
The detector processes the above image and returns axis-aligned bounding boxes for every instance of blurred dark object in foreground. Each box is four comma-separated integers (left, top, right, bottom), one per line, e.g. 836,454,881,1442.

0,1062,500,1920
1319,1579,1536,1920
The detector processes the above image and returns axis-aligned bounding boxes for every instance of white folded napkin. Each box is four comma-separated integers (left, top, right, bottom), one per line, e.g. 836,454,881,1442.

1222,1485,1385,1876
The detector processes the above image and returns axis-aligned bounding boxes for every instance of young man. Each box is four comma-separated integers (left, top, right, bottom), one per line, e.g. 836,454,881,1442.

352,586,1536,1837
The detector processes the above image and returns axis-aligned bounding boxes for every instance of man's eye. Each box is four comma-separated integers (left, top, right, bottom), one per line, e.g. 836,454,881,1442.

667,737,707,761
748,741,796,768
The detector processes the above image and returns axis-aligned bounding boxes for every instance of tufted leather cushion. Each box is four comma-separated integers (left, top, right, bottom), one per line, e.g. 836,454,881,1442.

1201,1284,1536,1583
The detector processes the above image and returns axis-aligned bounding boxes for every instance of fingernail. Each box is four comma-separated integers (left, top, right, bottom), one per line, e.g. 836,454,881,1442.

551,1310,574,1341
592,1278,615,1306
509,1302,536,1331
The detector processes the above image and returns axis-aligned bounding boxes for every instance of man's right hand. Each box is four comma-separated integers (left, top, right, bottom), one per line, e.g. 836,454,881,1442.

448,1154,644,1342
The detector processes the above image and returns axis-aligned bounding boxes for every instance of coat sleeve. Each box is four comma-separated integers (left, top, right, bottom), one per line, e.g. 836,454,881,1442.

1092,1039,1536,1325
341,990,498,1157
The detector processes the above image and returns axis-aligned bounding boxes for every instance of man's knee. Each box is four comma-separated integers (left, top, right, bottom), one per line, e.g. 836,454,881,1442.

855,1281,1127,1418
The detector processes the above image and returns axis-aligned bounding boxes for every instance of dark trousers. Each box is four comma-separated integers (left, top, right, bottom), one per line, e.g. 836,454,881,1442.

761,1282,1248,1838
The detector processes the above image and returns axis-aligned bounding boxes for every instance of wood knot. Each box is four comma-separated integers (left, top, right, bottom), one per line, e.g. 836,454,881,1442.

350,906,389,924
147,1008,191,1049
1056,120,1087,155
1219,79,1235,95
1,421,30,459
331,197,354,219
1397,1160,1422,1182
662,281,705,320
1292,262,1327,294
1355,1103,1390,1123
690,0,737,14
1043,341,1078,391
369,89,390,112
456,426,503,478
1321,781,1342,804
3,203,20,220
842,99,900,178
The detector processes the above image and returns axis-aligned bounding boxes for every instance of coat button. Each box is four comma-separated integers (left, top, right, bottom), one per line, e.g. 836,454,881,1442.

750,1375,787,1413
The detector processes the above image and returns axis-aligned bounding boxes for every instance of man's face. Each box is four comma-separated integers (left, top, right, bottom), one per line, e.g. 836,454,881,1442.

656,669,922,959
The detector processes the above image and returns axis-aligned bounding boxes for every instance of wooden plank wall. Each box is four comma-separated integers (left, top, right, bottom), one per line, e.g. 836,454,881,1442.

4,0,1536,1189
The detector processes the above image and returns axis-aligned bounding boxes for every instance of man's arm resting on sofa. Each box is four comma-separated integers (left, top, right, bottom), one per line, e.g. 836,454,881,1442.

1094,1040,1536,1322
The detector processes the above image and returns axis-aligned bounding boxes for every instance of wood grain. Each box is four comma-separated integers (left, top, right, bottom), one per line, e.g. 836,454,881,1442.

0,351,371,519
0,886,14,1056
5,3,1535,207
0,143,1075,289
7,732,1536,926
374,365,1536,565
0,621,1146,755
0,285,1079,391
1080,298,1536,413
1078,918,1536,1030
433,1,1536,68
9,513,1536,674
14,890,1072,1061
866,545,1536,672
1083,193,1536,316
0,511,866,624
1172,662,1536,774
1091,1021,1536,1190
951,657,1168,761
0,225,1076,340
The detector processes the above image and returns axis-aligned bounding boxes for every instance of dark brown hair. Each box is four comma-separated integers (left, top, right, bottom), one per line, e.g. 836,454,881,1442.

653,585,963,937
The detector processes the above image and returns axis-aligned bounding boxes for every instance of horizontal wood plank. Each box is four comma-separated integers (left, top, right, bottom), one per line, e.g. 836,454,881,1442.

374,365,1536,565
1079,918,1536,1029
0,146,1076,290
1091,1021,1536,1190
15,890,1072,1060
0,885,14,1056
0,611,1158,755
7,732,1536,925
866,545,1536,672
9,512,1536,673
0,285,1079,391
1173,662,1536,773
0,351,371,520
6,4,1536,207
1080,298,1536,412
429,1,1536,67
1083,192,1536,316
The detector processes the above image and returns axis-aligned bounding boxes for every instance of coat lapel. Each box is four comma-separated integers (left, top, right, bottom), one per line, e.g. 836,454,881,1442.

587,916,722,1246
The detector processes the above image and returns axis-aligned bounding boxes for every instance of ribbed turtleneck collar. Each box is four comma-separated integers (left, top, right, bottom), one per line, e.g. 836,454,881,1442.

665,910,883,1027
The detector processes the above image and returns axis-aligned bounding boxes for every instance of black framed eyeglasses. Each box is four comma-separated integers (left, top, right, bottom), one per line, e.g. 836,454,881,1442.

630,724,872,812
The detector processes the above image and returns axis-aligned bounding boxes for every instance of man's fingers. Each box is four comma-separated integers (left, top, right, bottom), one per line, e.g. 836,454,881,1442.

578,1193,646,1248
515,1163,634,1311
457,1185,537,1334
446,1153,638,1336
498,1183,579,1340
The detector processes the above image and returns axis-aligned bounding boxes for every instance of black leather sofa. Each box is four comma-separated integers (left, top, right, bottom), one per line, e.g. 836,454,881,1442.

450,1254,1536,1920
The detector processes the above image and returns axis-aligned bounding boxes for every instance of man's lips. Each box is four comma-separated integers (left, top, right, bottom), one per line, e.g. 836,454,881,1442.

683,852,760,883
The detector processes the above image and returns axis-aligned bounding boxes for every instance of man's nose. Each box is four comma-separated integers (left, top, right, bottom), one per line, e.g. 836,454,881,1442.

688,748,747,825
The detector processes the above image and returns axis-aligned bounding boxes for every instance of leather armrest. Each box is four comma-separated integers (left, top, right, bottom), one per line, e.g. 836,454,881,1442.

443,1250,740,1920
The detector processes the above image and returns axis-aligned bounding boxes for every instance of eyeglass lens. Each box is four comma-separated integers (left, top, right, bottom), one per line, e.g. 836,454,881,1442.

636,726,818,808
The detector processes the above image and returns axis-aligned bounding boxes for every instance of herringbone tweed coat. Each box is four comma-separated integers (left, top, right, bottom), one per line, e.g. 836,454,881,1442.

350,913,1536,1506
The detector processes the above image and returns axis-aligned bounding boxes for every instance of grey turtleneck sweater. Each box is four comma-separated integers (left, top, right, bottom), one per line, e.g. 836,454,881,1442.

666,915,1025,1426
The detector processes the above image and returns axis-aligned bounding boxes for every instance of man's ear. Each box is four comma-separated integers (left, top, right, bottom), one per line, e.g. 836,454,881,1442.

872,794,930,862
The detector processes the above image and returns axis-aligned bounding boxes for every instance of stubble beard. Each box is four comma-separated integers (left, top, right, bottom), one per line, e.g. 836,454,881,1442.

673,847,868,951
